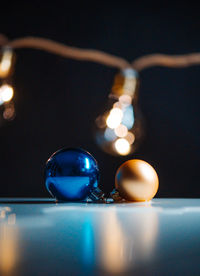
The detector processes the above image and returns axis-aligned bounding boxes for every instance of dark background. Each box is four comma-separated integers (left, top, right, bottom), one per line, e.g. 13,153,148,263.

0,1,200,198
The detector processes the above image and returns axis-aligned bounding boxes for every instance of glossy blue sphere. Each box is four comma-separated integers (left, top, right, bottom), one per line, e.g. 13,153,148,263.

45,148,100,201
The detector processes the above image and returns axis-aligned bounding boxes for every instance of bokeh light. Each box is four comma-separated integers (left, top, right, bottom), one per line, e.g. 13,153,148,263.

0,84,14,104
106,107,123,129
125,132,135,145
0,48,13,79
115,138,130,155
3,103,15,121
114,124,128,138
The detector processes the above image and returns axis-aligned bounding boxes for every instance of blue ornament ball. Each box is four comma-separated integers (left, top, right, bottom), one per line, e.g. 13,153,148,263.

45,148,100,201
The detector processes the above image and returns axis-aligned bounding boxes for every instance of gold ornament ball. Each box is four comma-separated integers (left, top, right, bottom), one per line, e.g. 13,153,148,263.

115,159,159,202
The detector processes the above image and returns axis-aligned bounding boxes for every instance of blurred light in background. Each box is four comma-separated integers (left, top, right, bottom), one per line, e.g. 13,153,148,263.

3,102,15,121
115,138,130,155
0,47,14,79
95,68,143,156
0,47,15,124
106,107,123,129
0,84,14,104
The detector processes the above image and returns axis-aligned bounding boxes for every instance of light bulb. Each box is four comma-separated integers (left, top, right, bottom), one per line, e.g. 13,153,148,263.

94,68,144,156
0,47,16,125
0,47,14,79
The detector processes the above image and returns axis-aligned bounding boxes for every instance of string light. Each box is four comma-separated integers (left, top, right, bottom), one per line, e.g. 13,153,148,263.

0,34,200,155
95,68,143,156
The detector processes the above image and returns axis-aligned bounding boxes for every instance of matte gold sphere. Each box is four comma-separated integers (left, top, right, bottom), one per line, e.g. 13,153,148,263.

115,159,159,202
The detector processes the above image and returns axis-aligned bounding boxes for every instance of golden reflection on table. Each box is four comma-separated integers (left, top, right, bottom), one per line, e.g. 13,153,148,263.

0,207,18,275
98,204,158,274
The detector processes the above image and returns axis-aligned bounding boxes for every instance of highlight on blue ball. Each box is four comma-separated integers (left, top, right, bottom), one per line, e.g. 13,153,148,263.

45,148,100,201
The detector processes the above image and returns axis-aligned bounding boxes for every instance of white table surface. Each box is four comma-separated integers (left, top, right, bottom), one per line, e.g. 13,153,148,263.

0,198,200,276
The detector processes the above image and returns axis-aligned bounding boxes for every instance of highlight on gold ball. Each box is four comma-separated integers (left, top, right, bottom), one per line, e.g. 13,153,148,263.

112,159,159,202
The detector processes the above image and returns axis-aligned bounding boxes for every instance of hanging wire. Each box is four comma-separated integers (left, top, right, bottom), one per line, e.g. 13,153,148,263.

1,34,200,72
